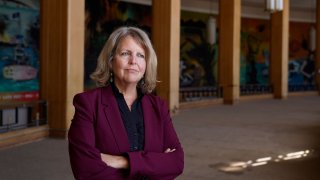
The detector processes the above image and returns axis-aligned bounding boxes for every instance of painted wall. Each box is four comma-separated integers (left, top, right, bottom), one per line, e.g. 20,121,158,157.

240,18,316,87
85,0,151,89
0,0,40,102
180,11,218,87
85,0,316,92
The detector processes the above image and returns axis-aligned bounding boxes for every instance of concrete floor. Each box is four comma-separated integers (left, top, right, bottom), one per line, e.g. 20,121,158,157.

0,95,319,180
175,95,320,180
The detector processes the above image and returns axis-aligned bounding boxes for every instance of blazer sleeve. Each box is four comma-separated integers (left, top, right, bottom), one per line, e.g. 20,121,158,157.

127,98,184,179
68,93,122,180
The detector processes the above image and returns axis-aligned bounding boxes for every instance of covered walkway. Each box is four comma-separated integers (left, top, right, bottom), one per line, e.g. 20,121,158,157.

0,95,319,180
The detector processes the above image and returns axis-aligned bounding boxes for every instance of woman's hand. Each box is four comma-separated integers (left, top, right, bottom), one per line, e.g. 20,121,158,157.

164,148,176,153
100,153,129,169
101,148,175,169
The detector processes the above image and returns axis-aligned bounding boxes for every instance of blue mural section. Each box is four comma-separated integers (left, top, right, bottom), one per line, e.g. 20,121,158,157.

288,54,316,91
0,0,40,101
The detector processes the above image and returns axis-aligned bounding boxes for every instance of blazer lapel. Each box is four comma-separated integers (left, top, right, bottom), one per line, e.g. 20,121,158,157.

141,96,156,151
101,86,130,153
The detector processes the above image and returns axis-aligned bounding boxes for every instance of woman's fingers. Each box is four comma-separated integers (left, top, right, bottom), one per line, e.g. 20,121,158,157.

164,148,176,153
100,153,129,169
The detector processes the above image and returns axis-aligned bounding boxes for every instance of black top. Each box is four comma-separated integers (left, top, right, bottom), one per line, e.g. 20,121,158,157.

111,82,145,152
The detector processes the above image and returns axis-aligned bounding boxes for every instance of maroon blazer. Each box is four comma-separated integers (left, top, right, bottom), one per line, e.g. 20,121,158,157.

68,85,184,180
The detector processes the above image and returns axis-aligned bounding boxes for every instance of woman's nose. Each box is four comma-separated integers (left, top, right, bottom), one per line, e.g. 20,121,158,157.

129,54,137,64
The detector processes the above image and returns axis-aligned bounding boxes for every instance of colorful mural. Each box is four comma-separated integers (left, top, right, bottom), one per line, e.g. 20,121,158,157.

241,18,270,86
180,11,219,88
288,22,316,89
241,18,316,91
84,2,220,90
0,0,40,102
85,0,151,89
84,1,316,96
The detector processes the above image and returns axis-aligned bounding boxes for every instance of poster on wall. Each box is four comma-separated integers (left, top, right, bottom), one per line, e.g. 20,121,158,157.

0,0,40,102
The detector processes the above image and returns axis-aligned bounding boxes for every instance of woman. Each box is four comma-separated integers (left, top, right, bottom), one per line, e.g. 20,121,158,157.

68,26,184,180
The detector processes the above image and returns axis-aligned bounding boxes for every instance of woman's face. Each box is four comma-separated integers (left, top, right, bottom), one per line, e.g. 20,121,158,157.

112,35,146,86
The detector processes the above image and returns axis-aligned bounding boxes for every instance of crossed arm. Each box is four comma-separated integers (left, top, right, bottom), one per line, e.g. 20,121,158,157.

68,94,184,179
100,148,176,169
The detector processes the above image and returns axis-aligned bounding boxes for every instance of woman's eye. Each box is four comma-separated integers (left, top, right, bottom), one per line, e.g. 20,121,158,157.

137,53,145,59
120,51,130,56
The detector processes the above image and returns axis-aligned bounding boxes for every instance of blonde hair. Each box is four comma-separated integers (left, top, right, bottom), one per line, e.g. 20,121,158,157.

90,26,157,93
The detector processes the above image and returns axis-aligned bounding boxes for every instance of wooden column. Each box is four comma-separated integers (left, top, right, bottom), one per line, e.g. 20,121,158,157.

219,0,241,104
41,0,84,137
316,0,320,95
270,0,289,99
152,0,180,111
